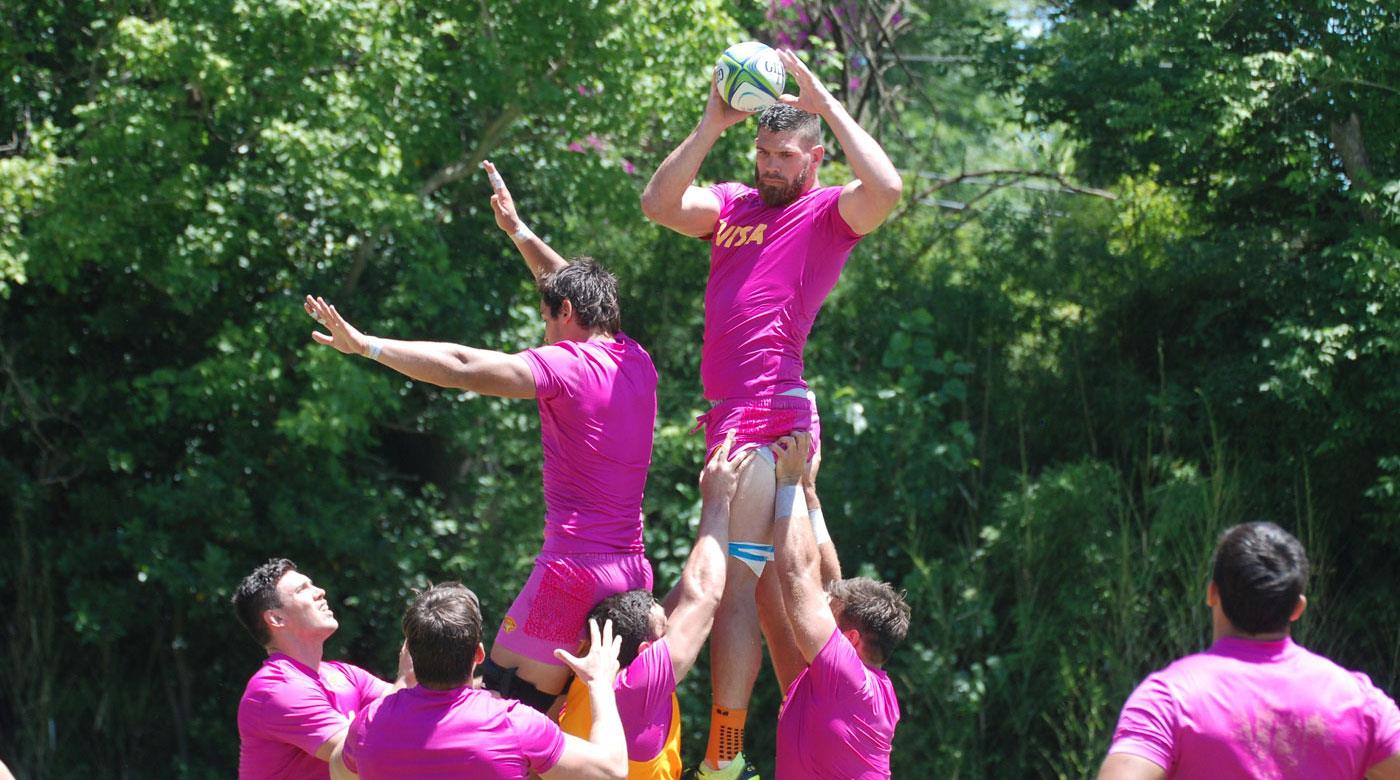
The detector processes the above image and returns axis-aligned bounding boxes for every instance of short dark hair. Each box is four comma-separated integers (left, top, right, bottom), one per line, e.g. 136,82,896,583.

588,589,656,667
1211,522,1309,635
828,577,910,665
538,257,621,334
757,104,822,148
402,582,483,688
233,558,297,647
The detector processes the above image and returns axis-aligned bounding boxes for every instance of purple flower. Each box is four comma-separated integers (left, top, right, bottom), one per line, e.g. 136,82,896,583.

848,76,862,90
567,142,585,153
891,12,903,25
586,134,607,151
622,159,636,175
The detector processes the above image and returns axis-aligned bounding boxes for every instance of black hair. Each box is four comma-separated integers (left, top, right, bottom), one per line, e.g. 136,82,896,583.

587,589,656,667
232,558,298,647
757,104,823,148
1211,522,1309,635
538,257,621,334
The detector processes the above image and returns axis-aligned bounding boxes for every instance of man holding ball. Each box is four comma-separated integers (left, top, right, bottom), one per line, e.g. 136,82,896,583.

641,47,902,779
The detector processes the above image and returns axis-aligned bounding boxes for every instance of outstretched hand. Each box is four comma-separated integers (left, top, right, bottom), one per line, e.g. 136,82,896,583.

482,160,525,235
554,618,621,687
771,431,811,487
701,430,751,504
776,48,836,116
304,294,368,356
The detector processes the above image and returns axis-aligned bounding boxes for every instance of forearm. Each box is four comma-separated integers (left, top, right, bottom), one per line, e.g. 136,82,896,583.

774,483,820,594
366,338,495,392
820,98,901,195
585,680,628,773
641,120,722,217
804,487,841,583
510,231,568,279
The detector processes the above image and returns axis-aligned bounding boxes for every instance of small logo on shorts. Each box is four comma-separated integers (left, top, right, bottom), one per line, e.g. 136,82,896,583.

502,616,518,633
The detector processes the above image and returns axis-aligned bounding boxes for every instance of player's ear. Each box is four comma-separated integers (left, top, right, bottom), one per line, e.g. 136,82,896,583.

1289,595,1307,623
473,643,486,666
264,609,284,630
558,298,575,323
811,144,825,166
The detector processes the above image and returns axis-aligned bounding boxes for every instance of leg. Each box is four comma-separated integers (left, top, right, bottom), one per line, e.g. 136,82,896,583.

705,453,775,770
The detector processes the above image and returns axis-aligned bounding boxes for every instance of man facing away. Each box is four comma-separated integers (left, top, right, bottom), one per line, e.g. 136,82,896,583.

768,431,909,780
1099,522,1400,780
233,558,412,780
337,583,628,780
641,48,901,778
304,161,657,714
558,431,751,779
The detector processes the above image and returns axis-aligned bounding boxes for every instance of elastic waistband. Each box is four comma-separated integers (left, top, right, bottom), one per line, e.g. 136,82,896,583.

709,387,813,408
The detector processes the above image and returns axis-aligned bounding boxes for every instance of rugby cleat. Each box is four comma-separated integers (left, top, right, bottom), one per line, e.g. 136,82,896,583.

685,753,760,780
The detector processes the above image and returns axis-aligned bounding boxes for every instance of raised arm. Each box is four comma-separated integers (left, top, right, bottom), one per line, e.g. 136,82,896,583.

802,444,842,584
775,49,902,236
639,81,746,238
304,295,535,399
771,432,838,664
482,160,568,279
663,431,749,681
543,619,628,780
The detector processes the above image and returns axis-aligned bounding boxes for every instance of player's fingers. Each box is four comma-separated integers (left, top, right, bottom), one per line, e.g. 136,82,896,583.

312,331,334,345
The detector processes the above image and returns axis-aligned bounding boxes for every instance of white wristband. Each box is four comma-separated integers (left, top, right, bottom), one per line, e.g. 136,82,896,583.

775,483,805,523
809,507,831,546
365,337,383,361
511,224,534,242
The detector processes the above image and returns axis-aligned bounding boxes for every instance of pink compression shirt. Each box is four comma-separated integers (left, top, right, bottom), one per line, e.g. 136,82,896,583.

776,628,900,779
521,333,657,555
342,684,567,779
237,653,392,780
1109,636,1400,778
701,183,863,401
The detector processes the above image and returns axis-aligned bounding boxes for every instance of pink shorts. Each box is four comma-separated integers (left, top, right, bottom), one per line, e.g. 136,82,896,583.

493,551,653,665
695,392,822,459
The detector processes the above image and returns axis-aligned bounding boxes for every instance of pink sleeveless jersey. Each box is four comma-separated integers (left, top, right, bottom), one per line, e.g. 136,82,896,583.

701,183,862,401
1109,636,1400,778
776,628,899,779
521,333,657,555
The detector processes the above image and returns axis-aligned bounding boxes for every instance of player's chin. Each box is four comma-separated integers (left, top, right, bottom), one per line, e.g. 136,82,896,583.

758,185,797,207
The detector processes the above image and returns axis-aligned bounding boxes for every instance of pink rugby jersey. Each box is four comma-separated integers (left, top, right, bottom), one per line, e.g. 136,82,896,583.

776,628,900,780
1109,636,1400,779
237,653,391,780
701,183,863,401
521,334,657,555
342,684,567,779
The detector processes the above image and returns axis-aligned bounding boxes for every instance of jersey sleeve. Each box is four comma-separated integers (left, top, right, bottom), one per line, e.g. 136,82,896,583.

1355,671,1400,769
251,670,352,757
509,701,568,774
339,662,393,708
805,628,869,704
618,639,678,734
817,186,863,243
702,182,746,240
1107,673,1178,773
521,343,581,402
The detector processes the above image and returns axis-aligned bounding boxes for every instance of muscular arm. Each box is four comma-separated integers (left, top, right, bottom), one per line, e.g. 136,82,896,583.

771,434,839,664
640,82,745,237
543,620,627,780
776,49,902,235
664,432,746,681
483,160,568,279
1097,753,1168,780
304,296,536,398
1371,754,1400,780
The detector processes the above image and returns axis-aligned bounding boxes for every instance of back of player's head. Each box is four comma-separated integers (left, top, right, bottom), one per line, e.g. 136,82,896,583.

538,257,621,335
402,582,483,688
828,577,910,665
233,558,297,647
758,104,822,149
588,589,657,667
1211,522,1309,635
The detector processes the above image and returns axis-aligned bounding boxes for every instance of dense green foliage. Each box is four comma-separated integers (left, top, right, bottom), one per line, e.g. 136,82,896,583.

2,0,1397,777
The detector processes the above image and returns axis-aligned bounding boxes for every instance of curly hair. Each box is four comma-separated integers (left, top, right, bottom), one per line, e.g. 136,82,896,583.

232,558,297,647
828,577,911,665
538,257,621,334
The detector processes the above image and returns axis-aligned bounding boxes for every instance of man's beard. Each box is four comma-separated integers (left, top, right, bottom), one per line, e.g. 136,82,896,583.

756,163,812,207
